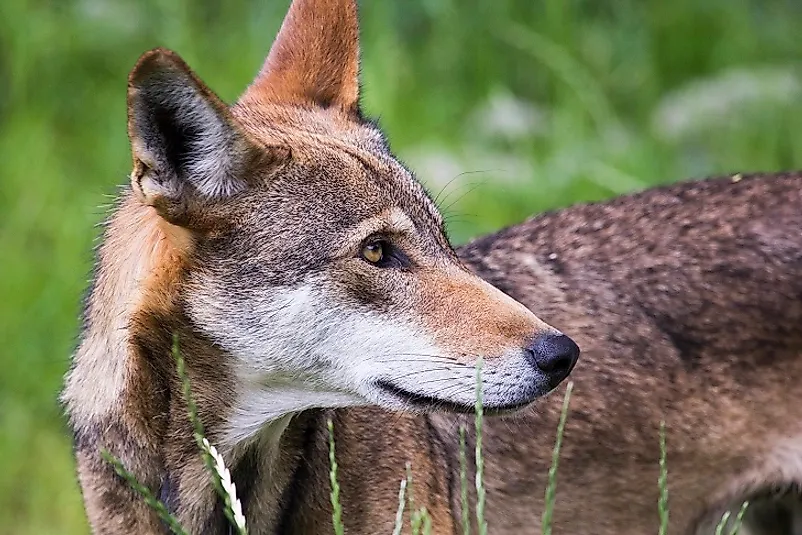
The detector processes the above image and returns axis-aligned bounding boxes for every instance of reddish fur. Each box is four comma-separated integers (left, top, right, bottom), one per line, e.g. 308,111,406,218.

241,0,360,111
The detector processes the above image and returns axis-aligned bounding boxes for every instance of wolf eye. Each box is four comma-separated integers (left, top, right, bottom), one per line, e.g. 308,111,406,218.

359,238,411,269
361,242,385,264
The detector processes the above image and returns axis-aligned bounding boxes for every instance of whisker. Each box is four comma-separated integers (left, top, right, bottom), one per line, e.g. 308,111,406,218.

440,181,489,215
400,373,465,387
422,382,475,401
385,366,459,382
442,215,479,224
372,358,456,367
433,170,497,210
373,355,453,363
373,353,461,365
431,173,476,207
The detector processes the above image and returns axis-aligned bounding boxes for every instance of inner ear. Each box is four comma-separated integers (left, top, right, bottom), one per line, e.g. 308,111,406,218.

127,48,286,224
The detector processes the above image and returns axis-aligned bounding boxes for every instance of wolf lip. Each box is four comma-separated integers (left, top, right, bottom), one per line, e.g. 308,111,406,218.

374,379,534,414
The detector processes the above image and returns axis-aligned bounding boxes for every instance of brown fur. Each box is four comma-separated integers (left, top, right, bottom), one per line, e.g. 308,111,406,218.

63,0,802,534
459,173,802,534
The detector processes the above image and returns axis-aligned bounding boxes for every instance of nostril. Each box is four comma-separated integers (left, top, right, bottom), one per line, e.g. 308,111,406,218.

539,352,573,375
526,333,580,378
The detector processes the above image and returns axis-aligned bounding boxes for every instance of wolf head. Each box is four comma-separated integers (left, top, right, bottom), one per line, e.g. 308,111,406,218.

124,0,578,443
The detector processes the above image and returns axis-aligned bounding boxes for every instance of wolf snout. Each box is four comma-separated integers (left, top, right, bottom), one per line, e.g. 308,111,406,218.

525,333,580,387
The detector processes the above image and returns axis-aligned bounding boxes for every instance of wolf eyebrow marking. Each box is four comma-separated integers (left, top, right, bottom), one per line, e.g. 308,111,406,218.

294,131,447,231
334,208,417,255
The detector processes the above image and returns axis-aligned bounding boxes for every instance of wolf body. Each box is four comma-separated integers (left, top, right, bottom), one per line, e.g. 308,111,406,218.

63,0,802,533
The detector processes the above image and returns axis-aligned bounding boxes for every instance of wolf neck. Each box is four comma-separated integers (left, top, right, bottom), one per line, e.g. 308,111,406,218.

211,411,323,533
64,192,187,425
220,380,367,447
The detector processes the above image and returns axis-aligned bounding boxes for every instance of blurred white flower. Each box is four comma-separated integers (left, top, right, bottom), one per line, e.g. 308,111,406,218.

402,146,533,190
470,90,548,141
75,0,142,36
652,66,801,141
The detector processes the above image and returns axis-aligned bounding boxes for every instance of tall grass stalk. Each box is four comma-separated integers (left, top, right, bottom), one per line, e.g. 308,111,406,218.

405,462,417,514
103,340,728,535
100,449,188,535
541,381,574,535
713,501,749,535
327,418,345,535
415,507,433,535
403,461,434,535
422,509,433,535
658,421,669,535
730,501,750,535
406,462,420,535
474,358,488,535
391,479,408,535
173,335,247,535
459,424,471,535
714,512,732,535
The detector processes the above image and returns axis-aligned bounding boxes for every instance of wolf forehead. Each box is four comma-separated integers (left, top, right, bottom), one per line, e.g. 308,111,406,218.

180,107,452,278
226,98,444,226
215,133,446,241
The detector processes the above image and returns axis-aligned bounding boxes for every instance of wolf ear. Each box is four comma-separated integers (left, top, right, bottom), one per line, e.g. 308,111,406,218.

239,0,361,113
127,49,284,224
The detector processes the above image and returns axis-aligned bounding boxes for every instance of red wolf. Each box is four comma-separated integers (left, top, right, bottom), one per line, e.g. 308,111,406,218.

63,0,802,533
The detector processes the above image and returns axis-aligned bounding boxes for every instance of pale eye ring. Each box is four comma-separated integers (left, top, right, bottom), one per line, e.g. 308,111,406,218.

361,242,384,264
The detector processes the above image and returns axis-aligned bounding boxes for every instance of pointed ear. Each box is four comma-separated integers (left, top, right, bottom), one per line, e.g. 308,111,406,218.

127,49,286,224
239,0,361,113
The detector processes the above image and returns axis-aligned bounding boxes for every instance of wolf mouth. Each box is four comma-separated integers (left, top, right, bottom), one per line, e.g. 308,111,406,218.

374,379,534,415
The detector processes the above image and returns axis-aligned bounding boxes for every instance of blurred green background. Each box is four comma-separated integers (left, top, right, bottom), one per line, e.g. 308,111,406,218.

1,0,801,532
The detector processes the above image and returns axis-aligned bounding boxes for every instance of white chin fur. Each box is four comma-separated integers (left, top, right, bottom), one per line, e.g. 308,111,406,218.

189,280,542,447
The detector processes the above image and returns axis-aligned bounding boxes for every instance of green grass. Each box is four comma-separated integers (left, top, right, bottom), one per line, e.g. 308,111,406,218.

105,356,749,534
328,418,345,535
541,382,573,535
1,0,801,531
111,366,744,535
107,348,574,534
100,450,188,535
474,359,487,535
658,421,669,535
174,337,248,535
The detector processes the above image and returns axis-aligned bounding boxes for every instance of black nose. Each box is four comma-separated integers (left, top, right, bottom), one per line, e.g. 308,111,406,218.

526,333,580,386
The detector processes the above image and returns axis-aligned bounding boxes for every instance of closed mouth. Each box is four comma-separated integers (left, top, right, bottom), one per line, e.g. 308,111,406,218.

375,380,534,415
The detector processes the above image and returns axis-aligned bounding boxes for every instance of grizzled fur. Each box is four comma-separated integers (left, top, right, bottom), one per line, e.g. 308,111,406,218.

63,0,802,533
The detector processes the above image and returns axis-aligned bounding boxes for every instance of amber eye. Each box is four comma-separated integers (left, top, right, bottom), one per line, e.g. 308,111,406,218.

361,242,384,264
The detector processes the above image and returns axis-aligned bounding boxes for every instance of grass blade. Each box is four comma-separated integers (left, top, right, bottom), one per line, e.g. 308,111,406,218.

542,381,573,535
729,502,750,535
391,479,408,535
474,358,488,535
174,334,247,534
405,461,434,535
420,508,433,535
406,462,419,535
713,501,750,535
100,449,188,535
459,424,471,535
658,421,668,535
714,511,731,535
328,418,345,535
